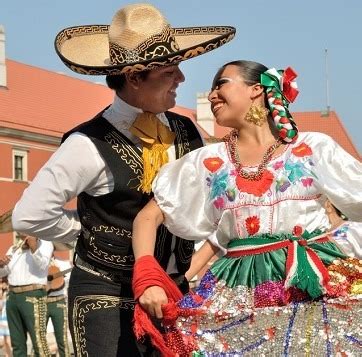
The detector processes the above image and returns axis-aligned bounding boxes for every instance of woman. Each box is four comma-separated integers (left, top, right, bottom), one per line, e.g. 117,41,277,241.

132,60,362,356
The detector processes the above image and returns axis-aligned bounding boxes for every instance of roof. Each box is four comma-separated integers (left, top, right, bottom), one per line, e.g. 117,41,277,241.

213,111,360,160
0,59,206,138
0,60,359,159
0,60,114,137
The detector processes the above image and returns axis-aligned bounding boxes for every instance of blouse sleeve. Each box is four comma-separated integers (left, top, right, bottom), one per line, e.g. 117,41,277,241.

312,133,362,221
333,222,362,259
152,148,219,241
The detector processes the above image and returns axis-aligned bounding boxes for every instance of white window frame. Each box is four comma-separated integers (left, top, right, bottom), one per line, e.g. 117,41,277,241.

12,149,28,181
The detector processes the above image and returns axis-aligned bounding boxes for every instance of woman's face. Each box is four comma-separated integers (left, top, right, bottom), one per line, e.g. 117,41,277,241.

208,65,254,129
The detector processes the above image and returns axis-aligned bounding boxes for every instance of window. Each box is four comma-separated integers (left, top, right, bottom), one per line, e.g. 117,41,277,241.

12,149,28,181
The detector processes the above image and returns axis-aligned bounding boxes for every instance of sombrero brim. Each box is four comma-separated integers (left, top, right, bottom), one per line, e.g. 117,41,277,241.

55,25,236,75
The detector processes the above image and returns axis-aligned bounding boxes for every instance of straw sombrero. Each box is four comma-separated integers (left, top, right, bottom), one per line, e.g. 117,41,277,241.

54,3,236,75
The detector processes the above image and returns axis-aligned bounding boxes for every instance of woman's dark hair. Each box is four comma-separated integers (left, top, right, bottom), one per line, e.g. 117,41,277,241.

106,70,151,91
212,60,269,106
213,60,268,88
332,203,348,221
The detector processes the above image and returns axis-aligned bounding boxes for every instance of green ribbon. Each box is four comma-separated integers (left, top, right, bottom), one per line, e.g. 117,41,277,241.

260,70,282,92
213,232,346,298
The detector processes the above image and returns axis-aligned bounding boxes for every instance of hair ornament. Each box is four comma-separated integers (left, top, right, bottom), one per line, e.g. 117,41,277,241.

261,67,299,143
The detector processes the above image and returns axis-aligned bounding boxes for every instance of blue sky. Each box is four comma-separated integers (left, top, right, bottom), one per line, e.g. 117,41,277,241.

2,0,362,152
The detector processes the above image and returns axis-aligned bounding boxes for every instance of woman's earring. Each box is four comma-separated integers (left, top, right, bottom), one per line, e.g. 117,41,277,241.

244,103,269,126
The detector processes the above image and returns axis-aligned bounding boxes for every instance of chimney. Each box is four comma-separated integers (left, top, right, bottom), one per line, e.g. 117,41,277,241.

0,25,7,88
196,92,214,135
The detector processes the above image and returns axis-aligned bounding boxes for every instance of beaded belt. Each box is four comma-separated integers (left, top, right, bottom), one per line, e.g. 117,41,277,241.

74,255,132,283
74,255,187,287
9,284,46,293
47,295,66,303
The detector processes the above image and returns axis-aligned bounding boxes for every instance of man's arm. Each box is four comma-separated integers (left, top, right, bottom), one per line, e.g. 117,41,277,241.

28,238,54,271
12,134,106,242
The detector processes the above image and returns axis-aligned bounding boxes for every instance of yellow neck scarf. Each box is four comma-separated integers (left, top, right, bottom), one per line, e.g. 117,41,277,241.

129,112,175,193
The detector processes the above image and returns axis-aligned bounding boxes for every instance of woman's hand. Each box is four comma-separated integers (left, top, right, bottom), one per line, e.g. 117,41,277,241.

138,285,168,319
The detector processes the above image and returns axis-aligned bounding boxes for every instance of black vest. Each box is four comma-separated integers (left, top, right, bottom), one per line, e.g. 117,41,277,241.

62,110,203,275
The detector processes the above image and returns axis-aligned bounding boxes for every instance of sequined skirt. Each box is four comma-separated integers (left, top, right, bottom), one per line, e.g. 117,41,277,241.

164,257,362,356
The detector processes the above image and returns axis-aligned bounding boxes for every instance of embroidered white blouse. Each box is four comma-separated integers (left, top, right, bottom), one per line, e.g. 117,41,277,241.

153,132,362,255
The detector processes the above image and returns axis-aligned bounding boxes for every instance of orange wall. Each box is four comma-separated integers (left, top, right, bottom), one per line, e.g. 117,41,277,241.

0,137,75,258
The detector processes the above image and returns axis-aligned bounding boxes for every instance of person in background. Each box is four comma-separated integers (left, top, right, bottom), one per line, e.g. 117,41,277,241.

132,60,362,355
325,199,362,258
0,236,53,357
11,3,236,356
0,277,11,357
46,256,72,357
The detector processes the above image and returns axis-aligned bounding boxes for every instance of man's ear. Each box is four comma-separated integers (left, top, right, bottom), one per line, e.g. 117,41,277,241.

250,83,264,100
125,72,141,89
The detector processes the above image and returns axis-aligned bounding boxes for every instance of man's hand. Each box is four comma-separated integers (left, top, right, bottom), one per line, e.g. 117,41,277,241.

138,286,168,319
0,209,13,233
0,256,10,267
24,236,38,252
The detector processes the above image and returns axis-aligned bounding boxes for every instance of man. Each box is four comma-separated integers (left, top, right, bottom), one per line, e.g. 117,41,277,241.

0,236,53,356
12,3,236,356
46,257,72,357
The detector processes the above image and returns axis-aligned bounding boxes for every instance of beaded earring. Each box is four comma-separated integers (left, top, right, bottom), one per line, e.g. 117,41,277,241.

244,103,269,126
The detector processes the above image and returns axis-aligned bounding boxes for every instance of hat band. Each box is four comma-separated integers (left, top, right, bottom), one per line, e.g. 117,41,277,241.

109,25,180,65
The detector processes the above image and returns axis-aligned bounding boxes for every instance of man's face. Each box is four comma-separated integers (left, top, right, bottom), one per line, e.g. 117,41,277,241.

136,65,185,113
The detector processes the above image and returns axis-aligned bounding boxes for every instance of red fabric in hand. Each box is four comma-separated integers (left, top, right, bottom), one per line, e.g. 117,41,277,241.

132,255,183,356
132,255,183,301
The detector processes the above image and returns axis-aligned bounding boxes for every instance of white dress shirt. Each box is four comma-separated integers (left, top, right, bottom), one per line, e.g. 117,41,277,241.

0,240,54,286
12,95,176,242
12,95,198,273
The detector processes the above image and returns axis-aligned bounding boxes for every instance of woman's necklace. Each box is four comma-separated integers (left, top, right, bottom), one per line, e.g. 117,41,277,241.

225,129,282,181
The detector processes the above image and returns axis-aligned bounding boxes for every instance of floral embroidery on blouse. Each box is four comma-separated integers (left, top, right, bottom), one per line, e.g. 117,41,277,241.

245,216,260,235
291,142,313,157
332,224,349,239
204,141,319,204
203,157,224,173
293,225,303,237
235,170,274,197
275,142,318,193
204,157,236,209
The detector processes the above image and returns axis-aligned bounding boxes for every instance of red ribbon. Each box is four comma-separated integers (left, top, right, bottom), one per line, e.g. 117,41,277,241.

282,67,299,103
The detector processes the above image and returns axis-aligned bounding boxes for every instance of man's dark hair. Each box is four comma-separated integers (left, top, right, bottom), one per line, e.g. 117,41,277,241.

106,70,151,91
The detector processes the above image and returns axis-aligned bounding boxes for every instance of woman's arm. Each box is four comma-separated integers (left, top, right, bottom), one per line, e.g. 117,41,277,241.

133,198,164,259
133,199,167,318
185,240,220,281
